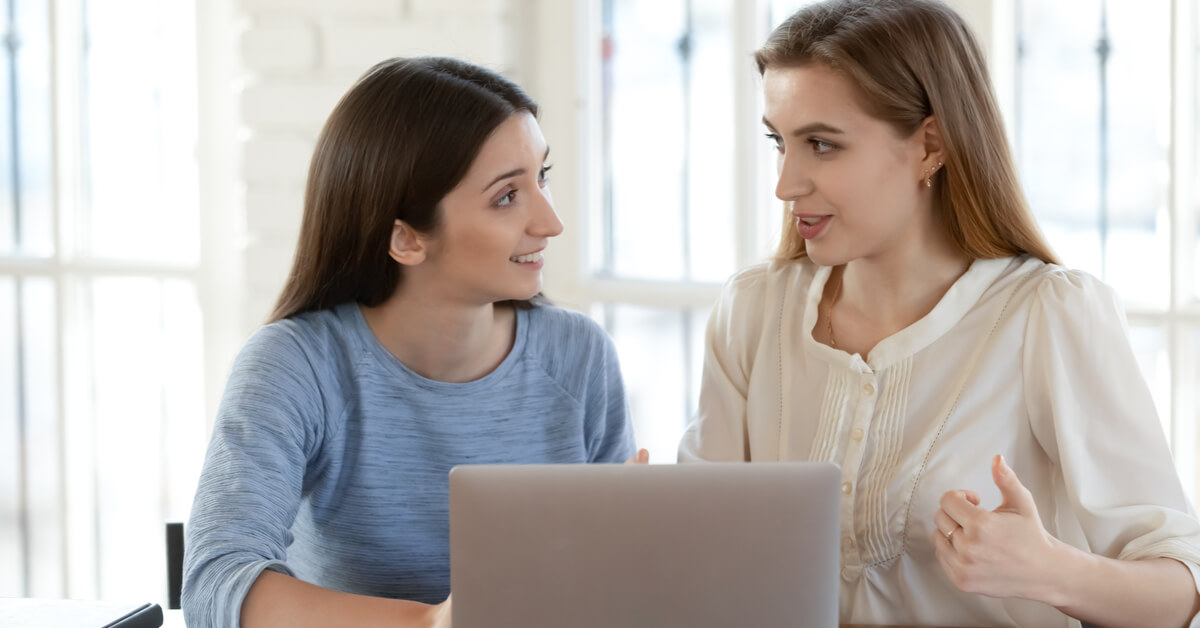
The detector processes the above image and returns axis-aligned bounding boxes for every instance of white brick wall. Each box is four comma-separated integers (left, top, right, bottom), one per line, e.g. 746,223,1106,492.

231,0,519,335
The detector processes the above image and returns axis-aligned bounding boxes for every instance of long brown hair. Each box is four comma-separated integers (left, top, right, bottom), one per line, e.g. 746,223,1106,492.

268,57,539,323
756,0,1059,265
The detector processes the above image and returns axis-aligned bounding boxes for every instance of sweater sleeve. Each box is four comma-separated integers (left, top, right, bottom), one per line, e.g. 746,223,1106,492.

1022,269,1200,624
678,266,769,462
582,317,637,463
182,323,331,628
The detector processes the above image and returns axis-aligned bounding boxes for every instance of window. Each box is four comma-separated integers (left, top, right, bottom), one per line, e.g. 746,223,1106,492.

1010,0,1200,500
577,0,811,462
0,0,204,602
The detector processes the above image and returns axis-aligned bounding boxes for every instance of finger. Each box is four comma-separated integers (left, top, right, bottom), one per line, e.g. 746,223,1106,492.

991,454,1036,515
930,529,959,567
939,489,982,527
932,508,959,537
625,448,649,464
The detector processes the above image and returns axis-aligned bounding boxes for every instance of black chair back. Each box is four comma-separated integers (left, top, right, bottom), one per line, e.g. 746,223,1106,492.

165,522,184,610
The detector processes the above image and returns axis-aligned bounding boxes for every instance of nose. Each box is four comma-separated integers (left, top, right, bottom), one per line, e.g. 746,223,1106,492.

774,152,814,203
531,185,564,238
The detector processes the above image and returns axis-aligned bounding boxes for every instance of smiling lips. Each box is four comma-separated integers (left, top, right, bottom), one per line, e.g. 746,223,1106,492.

509,251,543,264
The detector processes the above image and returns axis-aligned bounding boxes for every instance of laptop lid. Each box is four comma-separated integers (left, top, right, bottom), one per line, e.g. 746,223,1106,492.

450,462,840,628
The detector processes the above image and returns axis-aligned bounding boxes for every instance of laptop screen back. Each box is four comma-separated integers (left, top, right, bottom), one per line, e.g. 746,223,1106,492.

450,462,840,628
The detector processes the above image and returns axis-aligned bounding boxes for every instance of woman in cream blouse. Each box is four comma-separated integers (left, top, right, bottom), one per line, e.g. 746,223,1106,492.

678,1,1200,626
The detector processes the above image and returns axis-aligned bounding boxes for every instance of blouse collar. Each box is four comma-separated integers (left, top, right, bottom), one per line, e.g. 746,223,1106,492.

801,257,1018,372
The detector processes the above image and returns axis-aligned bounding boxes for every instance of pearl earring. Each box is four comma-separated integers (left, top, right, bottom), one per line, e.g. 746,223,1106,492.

925,161,943,188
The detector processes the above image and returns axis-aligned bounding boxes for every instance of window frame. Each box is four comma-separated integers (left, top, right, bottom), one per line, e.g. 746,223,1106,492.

0,0,239,600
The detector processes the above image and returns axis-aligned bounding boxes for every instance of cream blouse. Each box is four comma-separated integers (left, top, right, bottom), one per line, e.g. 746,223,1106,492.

678,255,1200,627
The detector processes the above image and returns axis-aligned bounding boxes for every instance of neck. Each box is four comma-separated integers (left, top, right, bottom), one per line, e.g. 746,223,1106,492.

834,218,970,331
360,287,515,383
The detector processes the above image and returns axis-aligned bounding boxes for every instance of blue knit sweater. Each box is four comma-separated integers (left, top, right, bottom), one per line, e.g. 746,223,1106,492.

182,302,636,627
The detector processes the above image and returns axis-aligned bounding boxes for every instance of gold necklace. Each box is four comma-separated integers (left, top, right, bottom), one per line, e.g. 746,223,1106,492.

827,272,842,349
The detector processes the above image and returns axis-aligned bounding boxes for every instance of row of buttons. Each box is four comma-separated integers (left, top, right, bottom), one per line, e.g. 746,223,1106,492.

841,378,876,581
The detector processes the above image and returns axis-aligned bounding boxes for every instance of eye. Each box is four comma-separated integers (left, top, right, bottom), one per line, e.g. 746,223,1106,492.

764,132,783,153
809,138,836,154
538,164,553,186
495,190,517,207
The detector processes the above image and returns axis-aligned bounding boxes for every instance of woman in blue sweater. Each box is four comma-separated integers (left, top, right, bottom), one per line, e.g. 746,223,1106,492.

182,57,640,628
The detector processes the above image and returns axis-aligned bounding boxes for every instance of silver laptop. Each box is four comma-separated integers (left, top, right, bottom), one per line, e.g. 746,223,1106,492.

449,462,840,628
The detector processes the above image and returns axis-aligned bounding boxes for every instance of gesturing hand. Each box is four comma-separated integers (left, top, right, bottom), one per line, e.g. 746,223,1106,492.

931,454,1069,603
626,448,649,464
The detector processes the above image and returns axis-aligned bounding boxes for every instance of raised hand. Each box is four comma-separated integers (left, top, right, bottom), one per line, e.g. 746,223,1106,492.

931,454,1070,602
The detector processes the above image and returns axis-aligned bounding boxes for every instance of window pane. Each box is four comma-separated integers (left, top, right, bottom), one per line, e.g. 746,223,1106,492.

0,0,53,258
1102,1,1171,307
602,0,688,280
770,0,817,24
601,0,739,282
685,0,736,281
0,277,21,596
603,304,709,463
83,0,199,264
88,276,204,601
0,275,58,597
21,277,60,597
1194,4,1200,305
1017,1,1171,308
1192,330,1200,503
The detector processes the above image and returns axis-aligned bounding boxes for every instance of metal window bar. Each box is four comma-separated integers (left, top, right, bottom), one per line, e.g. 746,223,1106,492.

678,0,692,282
2,0,32,598
1014,0,1025,163
600,0,614,279
5,0,19,247
1097,0,1111,280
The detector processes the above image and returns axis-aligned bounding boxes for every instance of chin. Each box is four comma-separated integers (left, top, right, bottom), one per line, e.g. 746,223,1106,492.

803,247,840,268
511,283,543,302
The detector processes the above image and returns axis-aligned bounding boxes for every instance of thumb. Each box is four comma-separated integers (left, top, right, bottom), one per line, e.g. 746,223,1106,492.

991,454,1036,515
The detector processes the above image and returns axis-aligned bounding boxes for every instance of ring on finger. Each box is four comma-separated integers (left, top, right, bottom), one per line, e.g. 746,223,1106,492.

944,525,961,542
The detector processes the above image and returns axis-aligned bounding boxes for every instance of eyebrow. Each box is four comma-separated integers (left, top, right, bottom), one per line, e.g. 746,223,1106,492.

761,117,845,137
481,146,552,192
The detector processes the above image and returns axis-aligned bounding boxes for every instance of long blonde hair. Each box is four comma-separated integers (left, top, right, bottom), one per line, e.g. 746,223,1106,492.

756,0,1058,265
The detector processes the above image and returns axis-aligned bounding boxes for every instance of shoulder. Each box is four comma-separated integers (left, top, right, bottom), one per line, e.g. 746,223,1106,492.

519,304,621,402
719,259,814,303
1007,260,1130,347
525,302,611,350
235,304,363,383
1023,262,1123,315
710,259,816,331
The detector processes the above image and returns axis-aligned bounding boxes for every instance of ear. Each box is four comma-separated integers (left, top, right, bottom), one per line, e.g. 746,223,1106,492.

388,219,427,266
915,115,946,183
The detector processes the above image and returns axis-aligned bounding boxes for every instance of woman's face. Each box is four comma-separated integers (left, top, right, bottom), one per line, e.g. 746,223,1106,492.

762,64,932,267
418,112,562,305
